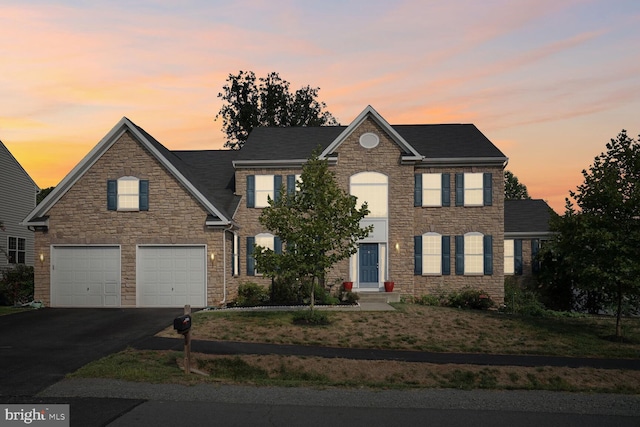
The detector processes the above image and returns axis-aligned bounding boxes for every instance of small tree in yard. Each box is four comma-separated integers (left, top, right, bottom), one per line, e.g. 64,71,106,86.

254,152,372,310
545,130,640,339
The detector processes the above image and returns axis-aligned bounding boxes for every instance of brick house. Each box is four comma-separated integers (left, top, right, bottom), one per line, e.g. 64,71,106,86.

22,105,551,307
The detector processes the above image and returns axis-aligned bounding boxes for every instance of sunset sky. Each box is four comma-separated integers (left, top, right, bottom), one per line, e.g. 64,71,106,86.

1,0,639,213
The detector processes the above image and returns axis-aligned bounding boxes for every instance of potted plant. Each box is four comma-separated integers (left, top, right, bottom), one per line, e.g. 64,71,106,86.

384,281,394,292
342,281,353,291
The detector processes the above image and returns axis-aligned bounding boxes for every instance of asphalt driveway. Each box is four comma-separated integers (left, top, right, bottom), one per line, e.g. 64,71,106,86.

0,308,182,397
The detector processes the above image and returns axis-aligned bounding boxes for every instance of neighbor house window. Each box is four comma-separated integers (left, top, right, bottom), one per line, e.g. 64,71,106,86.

350,172,388,218
8,237,25,264
107,177,149,211
504,239,523,275
504,239,514,275
455,173,493,206
455,232,493,275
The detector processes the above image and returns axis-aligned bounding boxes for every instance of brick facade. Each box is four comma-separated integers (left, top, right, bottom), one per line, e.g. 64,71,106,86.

27,108,514,307
33,131,228,307
234,117,506,302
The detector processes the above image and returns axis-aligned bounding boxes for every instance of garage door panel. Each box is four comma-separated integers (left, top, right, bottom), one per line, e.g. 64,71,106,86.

138,246,206,307
52,246,121,307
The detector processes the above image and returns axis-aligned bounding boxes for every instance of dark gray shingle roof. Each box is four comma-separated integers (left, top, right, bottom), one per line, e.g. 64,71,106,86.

236,124,506,160
505,199,556,234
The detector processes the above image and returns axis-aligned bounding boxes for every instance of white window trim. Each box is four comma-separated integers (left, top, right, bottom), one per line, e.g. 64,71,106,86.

233,233,239,277
255,175,274,208
464,173,484,207
464,232,484,275
422,232,442,275
8,236,26,264
254,232,275,276
422,173,442,207
117,176,140,211
350,172,388,218
504,239,515,275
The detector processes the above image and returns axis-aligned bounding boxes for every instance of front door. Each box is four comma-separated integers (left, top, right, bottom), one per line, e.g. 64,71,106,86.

359,243,379,289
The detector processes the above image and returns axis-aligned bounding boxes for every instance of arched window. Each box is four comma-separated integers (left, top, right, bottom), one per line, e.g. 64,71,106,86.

350,172,388,218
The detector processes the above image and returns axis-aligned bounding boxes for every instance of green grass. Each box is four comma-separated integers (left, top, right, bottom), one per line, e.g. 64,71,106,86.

0,306,31,316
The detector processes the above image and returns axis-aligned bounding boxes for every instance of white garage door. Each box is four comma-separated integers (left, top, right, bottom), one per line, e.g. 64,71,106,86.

137,246,206,307
51,246,120,307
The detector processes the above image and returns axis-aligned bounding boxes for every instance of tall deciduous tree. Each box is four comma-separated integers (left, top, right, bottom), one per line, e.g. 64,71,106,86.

504,170,530,199
545,130,640,338
254,152,372,309
216,71,338,150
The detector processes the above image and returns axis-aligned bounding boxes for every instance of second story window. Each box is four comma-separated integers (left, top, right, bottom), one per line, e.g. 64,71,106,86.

455,173,493,207
107,177,149,211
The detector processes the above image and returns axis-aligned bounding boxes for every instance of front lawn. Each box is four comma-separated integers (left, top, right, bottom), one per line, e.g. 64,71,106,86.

69,304,640,393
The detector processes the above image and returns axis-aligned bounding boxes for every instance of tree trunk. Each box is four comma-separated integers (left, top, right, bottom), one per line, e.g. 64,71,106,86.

615,283,623,339
310,276,316,311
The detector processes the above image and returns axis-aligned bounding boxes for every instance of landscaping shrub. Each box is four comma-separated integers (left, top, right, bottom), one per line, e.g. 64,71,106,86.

291,309,331,325
269,277,304,305
0,265,34,306
235,282,269,307
412,294,442,307
447,287,495,310
503,277,546,316
337,288,360,305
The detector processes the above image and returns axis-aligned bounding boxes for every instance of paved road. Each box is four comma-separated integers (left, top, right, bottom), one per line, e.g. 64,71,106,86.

0,308,182,396
41,379,640,427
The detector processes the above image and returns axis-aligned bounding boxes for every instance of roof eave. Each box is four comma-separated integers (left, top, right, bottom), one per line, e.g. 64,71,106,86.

417,157,509,167
504,231,556,239
233,158,338,169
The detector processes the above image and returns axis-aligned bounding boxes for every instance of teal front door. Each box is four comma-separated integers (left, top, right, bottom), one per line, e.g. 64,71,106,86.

359,243,379,289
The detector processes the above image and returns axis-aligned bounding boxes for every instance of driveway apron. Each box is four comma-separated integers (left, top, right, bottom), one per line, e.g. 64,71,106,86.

0,308,182,397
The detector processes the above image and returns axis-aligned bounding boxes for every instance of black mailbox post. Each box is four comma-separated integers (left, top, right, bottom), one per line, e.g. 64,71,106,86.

173,314,192,334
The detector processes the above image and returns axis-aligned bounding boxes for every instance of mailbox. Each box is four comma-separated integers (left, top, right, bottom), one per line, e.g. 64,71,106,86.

173,315,192,334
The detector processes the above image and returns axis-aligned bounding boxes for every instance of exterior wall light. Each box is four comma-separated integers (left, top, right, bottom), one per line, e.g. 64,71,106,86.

39,253,45,263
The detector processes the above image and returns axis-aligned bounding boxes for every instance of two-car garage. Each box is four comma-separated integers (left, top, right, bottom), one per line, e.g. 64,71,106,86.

50,245,207,308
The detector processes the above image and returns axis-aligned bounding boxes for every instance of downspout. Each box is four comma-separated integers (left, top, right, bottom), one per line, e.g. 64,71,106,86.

219,224,234,306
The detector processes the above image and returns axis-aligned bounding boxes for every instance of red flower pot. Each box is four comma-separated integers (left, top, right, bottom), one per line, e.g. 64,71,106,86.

384,281,394,292
343,281,353,291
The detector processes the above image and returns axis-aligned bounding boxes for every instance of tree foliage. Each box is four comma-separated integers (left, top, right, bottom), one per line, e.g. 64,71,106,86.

504,170,530,199
216,71,338,149
253,152,372,309
37,186,55,205
541,130,640,337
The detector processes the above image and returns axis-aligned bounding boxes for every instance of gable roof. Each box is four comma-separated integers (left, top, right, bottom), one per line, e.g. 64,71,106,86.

22,118,239,227
505,199,556,238
234,105,507,167
0,140,39,191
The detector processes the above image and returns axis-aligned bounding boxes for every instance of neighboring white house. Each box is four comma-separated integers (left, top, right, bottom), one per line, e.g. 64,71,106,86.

0,140,39,272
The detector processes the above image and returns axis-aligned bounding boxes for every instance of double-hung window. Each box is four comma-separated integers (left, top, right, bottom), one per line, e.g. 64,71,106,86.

455,232,493,275
8,237,26,264
455,173,493,206
414,173,450,207
504,239,523,275
107,177,149,211
414,233,451,275
246,233,282,276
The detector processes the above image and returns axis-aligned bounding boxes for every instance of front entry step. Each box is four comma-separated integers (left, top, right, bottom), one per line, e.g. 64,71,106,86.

356,291,401,304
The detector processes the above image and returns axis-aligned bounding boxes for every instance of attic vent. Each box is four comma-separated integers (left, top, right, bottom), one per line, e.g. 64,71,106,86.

359,132,379,149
